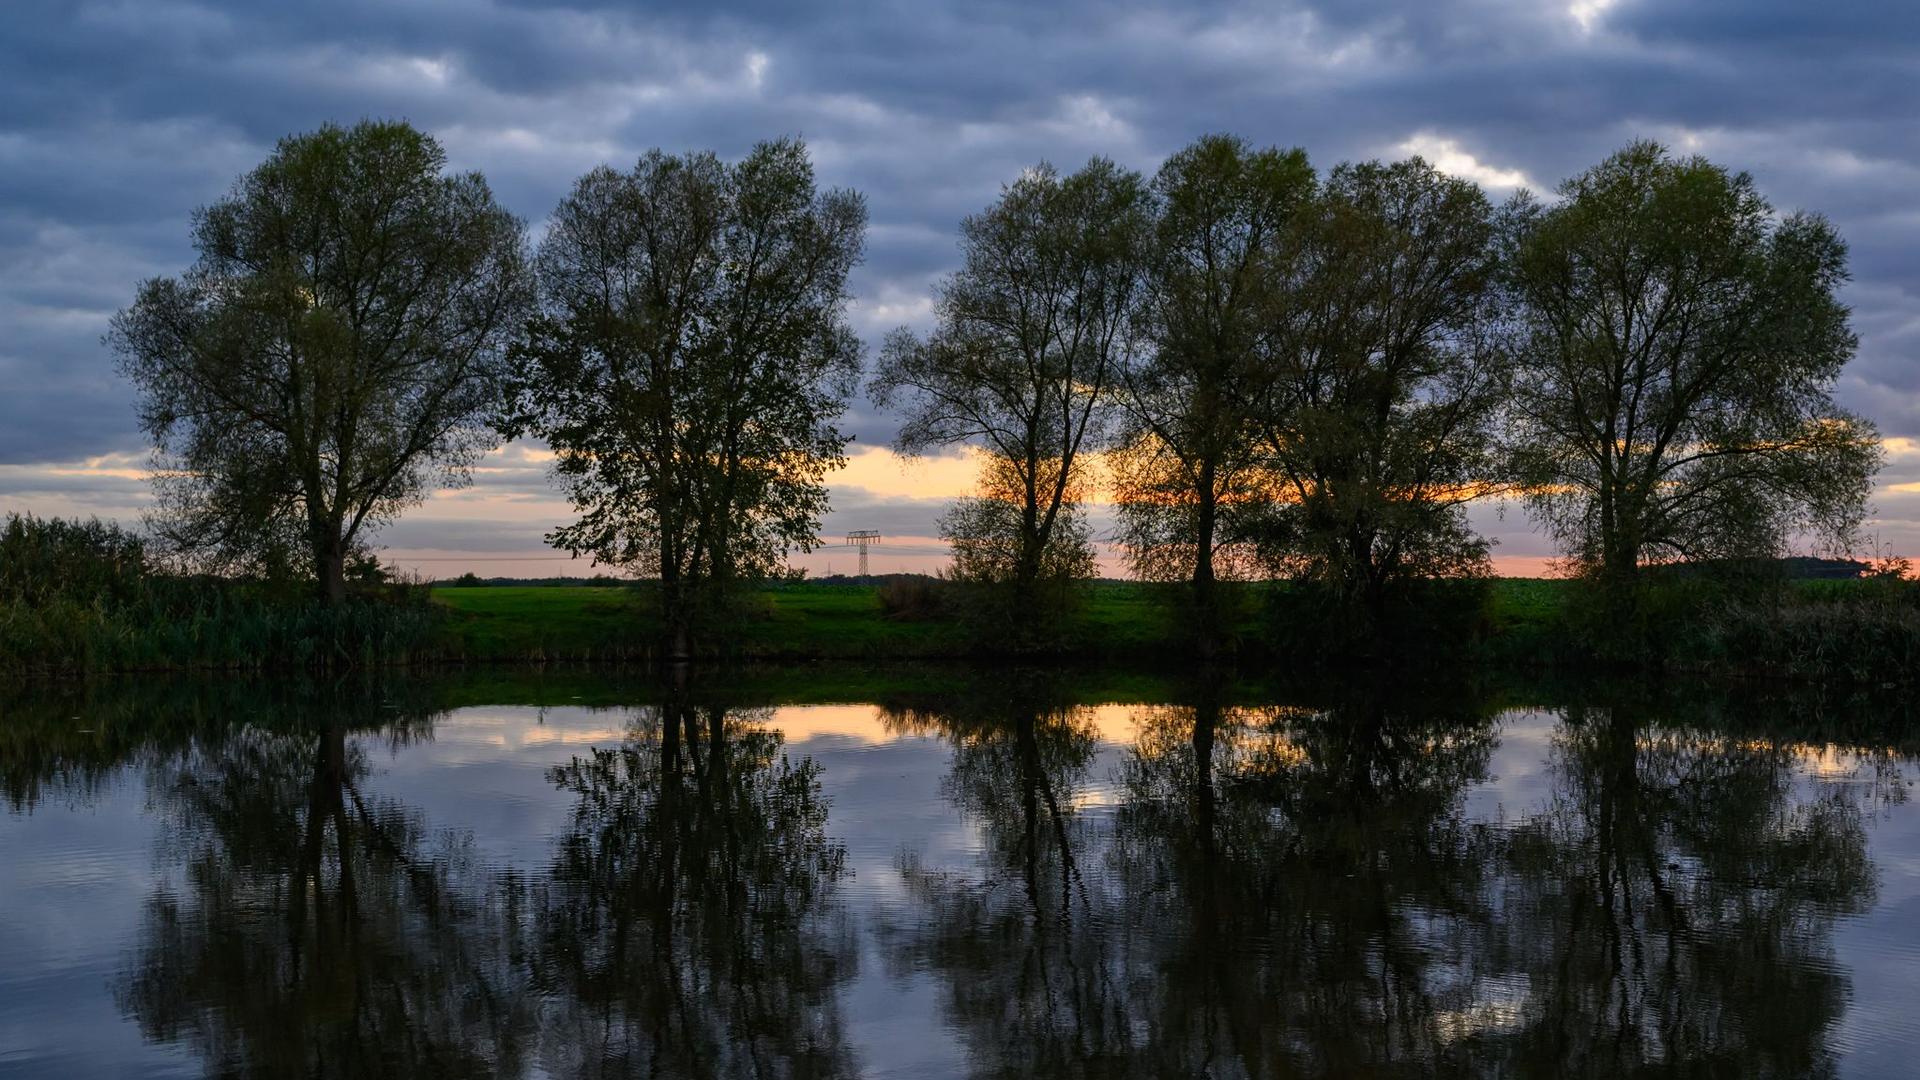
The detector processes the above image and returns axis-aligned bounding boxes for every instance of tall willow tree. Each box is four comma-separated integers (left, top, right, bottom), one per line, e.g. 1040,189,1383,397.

1506,142,1878,606
506,139,865,656
870,158,1149,630
111,121,530,603
1113,135,1313,647
1255,157,1510,624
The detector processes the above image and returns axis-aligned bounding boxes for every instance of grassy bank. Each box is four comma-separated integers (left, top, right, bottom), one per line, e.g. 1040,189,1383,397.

8,572,1915,681
7,509,1918,683
429,580,1150,661
428,575,1920,685
429,578,1546,664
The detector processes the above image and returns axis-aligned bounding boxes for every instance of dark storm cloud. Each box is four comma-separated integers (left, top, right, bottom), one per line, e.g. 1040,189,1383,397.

2,0,1916,546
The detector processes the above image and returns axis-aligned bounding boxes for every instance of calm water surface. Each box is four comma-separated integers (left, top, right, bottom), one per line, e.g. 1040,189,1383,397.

3,670,1919,1078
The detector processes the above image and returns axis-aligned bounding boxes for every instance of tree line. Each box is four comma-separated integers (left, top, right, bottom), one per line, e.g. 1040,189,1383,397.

111,120,1879,655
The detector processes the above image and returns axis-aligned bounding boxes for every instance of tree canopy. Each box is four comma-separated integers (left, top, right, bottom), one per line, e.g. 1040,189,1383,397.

869,158,1150,631
1505,141,1879,593
111,120,530,603
505,138,865,654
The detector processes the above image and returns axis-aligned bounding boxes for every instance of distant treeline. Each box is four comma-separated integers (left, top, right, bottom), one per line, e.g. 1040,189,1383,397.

39,118,1887,664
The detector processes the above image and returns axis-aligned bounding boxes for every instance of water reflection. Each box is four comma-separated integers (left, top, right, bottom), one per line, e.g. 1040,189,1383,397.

0,673,1913,1077
878,677,1889,1077
532,693,855,1077
882,677,1503,1076
111,682,536,1078
1480,694,1878,1076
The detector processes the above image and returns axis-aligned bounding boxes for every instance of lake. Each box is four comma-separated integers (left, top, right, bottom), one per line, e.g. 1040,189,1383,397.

3,668,1918,1078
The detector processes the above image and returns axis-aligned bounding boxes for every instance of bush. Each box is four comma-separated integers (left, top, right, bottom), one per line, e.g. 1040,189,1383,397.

1676,575,1920,683
1262,576,1493,668
876,575,949,621
936,496,1095,650
0,514,150,608
0,513,443,674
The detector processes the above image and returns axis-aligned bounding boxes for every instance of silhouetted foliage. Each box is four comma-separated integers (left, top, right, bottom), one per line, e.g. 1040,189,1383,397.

936,457,1098,644
1505,141,1879,620
875,573,950,621
504,138,865,657
871,158,1149,645
110,120,531,604
0,513,440,674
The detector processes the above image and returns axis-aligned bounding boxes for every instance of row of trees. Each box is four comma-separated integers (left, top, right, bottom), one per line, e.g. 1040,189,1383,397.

112,121,866,657
112,121,1878,653
875,136,1878,647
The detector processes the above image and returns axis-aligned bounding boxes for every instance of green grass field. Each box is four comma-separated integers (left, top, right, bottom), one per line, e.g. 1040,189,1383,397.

429,578,1579,663
432,582,974,661
429,580,1200,661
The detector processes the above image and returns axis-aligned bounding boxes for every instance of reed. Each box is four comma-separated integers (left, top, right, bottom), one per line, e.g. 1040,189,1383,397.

1676,577,1920,683
0,514,443,675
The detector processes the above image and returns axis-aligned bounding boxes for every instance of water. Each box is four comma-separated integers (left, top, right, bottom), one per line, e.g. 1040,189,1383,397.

3,670,1919,1078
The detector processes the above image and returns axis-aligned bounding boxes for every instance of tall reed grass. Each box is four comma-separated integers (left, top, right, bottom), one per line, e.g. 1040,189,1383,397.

0,514,443,675
1677,576,1920,683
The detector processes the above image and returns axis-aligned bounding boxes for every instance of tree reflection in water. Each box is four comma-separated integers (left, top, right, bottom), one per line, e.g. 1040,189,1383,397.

884,676,1884,1079
0,673,1896,1077
530,693,856,1078
1477,694,1878,1076
62,679,855,1079
880,678,1116,1073
112,680,538,1078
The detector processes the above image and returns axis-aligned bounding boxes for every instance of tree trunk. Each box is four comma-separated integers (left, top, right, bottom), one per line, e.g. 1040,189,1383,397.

663,603,692,662
315,530,348,606
1193,461,1219,658
661,542,692,662
1349,528,1387,654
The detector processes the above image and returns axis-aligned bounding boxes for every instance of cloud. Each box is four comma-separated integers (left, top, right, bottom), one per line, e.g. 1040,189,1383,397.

1568,0,1618,35
1395,131,1535,192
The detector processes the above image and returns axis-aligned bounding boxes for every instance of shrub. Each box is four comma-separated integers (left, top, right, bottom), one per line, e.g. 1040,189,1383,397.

0,513,443,674
876,575,949,621
1262,576,1493,669
1677,576,1920,683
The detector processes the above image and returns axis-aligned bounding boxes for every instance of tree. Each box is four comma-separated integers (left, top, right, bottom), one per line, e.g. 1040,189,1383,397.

506,139,864,657
111,120,530,603
870,158,1150,627
940,449,1098,591
1253,157,1510,625
1112,134,1313,646
1506,141,1879,605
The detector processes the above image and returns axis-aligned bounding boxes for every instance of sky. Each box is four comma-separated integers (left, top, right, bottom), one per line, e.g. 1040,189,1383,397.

2,0,1917,578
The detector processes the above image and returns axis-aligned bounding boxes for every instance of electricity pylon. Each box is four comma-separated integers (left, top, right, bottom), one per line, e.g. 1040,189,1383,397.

846,530,881,577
